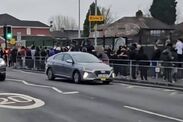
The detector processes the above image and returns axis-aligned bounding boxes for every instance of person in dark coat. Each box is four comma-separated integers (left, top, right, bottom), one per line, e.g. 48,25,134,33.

10,47,18,68
151,44,161,78
128,44,138,79
160,43,173,82
137,47,149,80
35,47,40,70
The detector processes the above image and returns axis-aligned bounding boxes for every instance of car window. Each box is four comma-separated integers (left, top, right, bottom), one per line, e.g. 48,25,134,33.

63,54,72,62
54,54,63,61
72,53,101,63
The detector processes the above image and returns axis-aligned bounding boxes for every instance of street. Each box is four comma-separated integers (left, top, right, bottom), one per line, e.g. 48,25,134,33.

0,68,183,122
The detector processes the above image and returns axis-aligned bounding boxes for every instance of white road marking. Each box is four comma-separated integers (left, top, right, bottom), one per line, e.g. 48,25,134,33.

127,86,135,89
163,89,176,92
7,79,79,95
0,93,45,109
124,106,183,122
62,91,80,95
120,84,136,89
169,92,177,96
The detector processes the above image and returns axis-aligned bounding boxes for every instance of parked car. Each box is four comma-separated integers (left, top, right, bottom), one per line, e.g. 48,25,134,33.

45,52,114,84
0,58,6,81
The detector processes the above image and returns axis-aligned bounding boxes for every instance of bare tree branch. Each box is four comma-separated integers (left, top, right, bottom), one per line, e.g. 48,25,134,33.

49,15,77,31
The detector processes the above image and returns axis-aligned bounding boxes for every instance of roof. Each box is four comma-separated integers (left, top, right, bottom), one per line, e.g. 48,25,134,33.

0,14,49,27
98,16,174,37
109,17,174,30
175,22,183,31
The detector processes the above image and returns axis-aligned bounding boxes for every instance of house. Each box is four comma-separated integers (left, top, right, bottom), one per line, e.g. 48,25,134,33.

90,14,175,45
174,22,183,40
0,13,53,47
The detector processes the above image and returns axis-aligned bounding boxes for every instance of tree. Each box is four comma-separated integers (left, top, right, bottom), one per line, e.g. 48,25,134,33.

149,0,177,25
83,2,104,37
100,6,115,24
49,15,77,31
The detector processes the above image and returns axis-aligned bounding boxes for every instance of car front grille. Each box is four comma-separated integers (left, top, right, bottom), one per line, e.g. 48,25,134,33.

95,71,111,76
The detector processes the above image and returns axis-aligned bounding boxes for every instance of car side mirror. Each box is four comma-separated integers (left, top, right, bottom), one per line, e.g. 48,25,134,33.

66,59,73,64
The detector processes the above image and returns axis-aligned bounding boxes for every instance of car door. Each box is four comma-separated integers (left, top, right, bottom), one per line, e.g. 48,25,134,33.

52,54,64,76
62,54,74,78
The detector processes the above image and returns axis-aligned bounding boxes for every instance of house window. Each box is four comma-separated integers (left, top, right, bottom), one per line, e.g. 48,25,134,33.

150,30,161,36
26,28,31,35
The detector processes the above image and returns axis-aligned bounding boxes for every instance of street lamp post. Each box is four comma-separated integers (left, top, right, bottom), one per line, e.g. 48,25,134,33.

94,0,98,47
78,0,81,38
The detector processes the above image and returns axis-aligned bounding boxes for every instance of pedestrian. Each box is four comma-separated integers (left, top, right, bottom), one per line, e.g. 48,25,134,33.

128,43,138,79
95,46,109,65
11,46,18,68
151,44,161,78
20,46,26,68
35,47,40,70
171,46,178,83
118,46,129,77
175,38,183,67
137,47,149,80
40,47,48,70
160,43,173,82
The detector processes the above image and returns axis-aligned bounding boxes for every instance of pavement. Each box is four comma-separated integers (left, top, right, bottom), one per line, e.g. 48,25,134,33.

1,68,183,122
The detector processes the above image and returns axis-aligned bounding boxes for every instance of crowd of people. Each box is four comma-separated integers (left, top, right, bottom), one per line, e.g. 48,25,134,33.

1,39,183,83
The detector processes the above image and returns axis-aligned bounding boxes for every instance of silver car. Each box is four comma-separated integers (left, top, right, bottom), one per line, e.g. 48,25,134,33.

0,58,6,81
45,52,114,84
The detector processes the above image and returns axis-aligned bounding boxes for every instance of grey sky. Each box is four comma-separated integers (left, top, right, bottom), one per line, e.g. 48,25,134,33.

0,0,183,27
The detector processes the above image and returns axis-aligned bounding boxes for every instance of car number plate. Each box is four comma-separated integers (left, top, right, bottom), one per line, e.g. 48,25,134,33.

100,78,106,81
98,74,108,81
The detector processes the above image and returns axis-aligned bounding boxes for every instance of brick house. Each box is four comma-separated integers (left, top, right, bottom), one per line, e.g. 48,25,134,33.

0,14,53,47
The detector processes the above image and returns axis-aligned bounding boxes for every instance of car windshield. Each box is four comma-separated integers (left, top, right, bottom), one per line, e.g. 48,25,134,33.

72,53,101,63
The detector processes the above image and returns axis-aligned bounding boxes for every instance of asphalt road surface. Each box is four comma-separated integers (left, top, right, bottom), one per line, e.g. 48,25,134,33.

0,68,183,122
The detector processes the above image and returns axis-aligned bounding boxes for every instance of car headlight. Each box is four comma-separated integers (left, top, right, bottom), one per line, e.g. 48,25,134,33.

83,72,89,79
0,60,5,66
112,73,116,78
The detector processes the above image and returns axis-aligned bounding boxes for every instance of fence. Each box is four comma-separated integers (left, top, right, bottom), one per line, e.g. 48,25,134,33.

110,59,183,83
10,56,47,71
11,56,183,83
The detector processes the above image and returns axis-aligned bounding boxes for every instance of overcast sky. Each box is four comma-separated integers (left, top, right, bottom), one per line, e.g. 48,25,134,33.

0,0,183,27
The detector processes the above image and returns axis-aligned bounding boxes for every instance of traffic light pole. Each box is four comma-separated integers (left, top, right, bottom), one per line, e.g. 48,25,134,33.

3,25,7,49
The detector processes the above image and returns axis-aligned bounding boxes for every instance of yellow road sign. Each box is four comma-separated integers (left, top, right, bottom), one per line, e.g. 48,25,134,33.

89,15,104,22
9,38,16,45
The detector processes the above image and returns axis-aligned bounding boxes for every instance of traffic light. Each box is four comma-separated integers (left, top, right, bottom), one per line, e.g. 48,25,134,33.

3,26,13,40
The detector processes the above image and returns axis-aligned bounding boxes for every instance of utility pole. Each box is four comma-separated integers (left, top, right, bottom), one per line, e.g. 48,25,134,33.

78,0,81,38
94,0,98,47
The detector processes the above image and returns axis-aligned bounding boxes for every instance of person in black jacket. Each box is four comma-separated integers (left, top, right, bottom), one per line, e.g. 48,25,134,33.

151,44,161,78
160,43,173,82
137,47,149,80
128,43,138,79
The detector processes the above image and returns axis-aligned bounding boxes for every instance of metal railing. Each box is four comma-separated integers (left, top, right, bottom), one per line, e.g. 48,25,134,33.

110,59,183,83
10,56,47,71
10,56,183,84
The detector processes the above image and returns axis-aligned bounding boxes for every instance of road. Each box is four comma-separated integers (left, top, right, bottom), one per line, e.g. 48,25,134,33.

0,68,183,122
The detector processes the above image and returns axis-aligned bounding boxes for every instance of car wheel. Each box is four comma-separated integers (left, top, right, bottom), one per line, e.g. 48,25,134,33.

47,68,55,80
73,71,81,84
0,74,6,81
